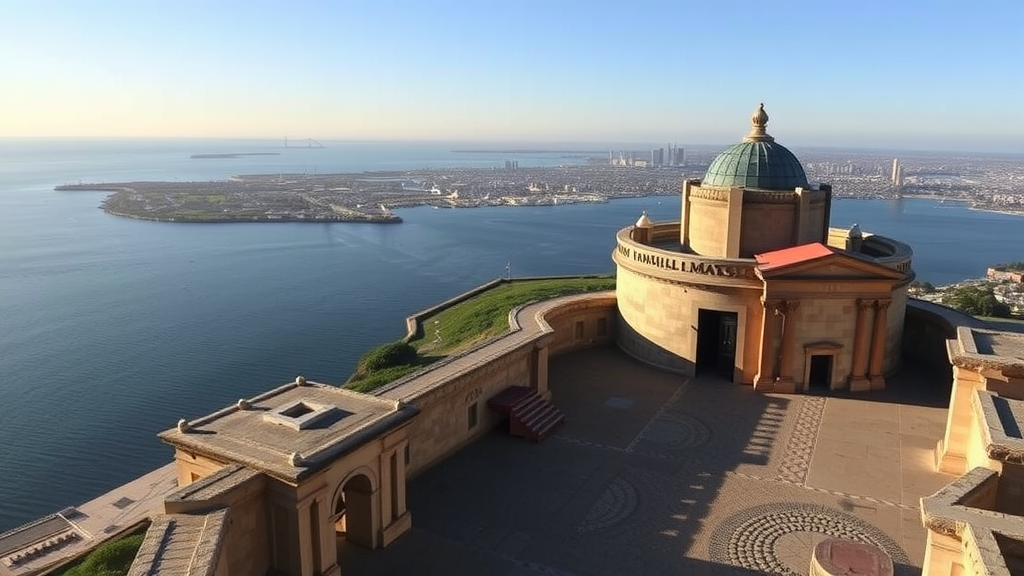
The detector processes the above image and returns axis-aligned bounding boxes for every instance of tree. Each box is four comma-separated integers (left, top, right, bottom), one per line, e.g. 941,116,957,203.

942,285,1011,318
911,280,935,294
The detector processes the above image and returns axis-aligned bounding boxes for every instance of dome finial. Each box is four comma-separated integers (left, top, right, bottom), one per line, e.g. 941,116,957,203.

744,103,774,143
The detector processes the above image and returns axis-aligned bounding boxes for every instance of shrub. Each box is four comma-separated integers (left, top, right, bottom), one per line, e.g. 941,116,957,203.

56,531,145,576
355,341,418,373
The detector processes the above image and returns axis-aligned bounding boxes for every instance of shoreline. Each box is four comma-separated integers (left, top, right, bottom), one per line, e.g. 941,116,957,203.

101,208,403,224
891,194,1024,218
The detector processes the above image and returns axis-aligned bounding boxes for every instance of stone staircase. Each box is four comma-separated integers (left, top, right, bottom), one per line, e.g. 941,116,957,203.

488,386,565,442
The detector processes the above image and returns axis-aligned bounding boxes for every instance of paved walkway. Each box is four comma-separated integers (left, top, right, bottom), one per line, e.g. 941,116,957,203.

0,464,176,576
341,346,957,576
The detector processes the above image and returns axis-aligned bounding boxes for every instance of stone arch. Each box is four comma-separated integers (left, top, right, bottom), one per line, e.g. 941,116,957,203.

331,468,378,549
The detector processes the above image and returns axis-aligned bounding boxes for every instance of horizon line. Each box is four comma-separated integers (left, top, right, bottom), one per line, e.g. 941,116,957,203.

1,136,1022,156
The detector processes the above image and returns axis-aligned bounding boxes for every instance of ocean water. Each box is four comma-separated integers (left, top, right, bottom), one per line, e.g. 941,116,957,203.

0,139,1021,531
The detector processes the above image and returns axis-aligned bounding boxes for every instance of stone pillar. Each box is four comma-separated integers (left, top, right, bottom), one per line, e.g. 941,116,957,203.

535,344,551,401
725,188,744,258
680,180,693,248
868,299,891,390
794,187,811,245
298,499,330,576
775,300,800,393
380,441,412,547
847,299,874,392
936,365,984,474
754,299,779,391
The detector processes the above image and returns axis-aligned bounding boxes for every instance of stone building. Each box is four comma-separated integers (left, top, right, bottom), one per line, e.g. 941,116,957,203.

615,104,914,393
9,105,1024,576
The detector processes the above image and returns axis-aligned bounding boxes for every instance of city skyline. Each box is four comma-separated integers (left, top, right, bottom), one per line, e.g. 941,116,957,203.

2,0,1023,152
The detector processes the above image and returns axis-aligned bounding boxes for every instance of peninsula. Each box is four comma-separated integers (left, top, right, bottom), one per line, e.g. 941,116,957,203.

53,164,687,223
190,152,282,159
53,148,1024,224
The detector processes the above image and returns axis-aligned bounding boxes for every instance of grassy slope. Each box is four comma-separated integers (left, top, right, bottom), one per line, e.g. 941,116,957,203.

346,277,614,392
54,529,146,576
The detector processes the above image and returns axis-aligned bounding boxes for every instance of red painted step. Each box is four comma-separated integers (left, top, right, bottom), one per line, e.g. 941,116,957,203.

489,386,565,442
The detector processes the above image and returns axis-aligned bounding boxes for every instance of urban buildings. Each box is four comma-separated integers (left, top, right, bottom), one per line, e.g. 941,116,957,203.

2,106,1022,576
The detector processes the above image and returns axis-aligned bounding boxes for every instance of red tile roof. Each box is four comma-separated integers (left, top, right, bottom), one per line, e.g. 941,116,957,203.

755,243,834,271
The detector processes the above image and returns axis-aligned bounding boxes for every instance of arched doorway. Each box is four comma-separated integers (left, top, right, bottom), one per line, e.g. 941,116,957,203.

333,474,374,548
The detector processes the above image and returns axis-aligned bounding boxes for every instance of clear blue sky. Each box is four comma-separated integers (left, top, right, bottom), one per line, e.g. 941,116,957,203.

2,0,1022,151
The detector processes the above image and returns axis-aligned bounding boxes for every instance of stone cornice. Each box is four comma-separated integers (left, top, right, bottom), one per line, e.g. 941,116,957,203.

973,391,1024,465
920,467,1024,539
948,327,1024,379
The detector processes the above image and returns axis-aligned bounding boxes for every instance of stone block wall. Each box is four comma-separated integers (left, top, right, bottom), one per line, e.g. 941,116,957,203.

788,297,857,388
403,346,534,477
615,266,761,382
739,202,797,257
388,293,618,478
162,465,271,576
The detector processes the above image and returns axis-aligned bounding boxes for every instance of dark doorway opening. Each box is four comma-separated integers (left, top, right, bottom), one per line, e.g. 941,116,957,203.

808,355,833,390
696,309,738,380
334,474,374,548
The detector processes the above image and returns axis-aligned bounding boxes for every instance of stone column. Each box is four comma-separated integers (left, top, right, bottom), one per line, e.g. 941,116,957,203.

754,298,778,391
725,188,744,258
297,499,330,576
775,300,800,393
380,441,412,547
868,299,891,390
847,299,874,392
680,180,692,248
535,344,551,401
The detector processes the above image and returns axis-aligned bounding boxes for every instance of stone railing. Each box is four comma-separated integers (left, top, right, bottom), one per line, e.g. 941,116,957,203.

614,226,762,288
827,227,914,275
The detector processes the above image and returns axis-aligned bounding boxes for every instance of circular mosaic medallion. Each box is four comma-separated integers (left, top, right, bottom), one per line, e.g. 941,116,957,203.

578,477,638,533
631,414,712,458
708,503,909,576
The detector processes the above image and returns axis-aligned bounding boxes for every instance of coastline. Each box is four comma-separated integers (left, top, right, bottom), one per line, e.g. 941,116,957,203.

897,194,1024,218
100,208,403,224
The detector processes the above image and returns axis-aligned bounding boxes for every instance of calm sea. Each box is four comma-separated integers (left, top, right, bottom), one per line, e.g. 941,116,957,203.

0,139,1021,531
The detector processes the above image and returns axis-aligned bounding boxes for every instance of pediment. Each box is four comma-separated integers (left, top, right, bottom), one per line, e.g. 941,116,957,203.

757,252,904,281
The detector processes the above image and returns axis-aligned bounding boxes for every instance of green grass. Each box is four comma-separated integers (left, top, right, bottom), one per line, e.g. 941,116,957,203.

411,277,615,356
344,276,615,392
54,526,147,576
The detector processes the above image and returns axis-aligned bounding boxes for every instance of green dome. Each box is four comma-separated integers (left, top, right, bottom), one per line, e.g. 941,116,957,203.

703,140,808,190
702,103,809,190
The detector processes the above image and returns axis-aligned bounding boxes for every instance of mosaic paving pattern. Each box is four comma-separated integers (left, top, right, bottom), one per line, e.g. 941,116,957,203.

776,397,827,484
577,477,638,533
629,413,713,457
708,502,909,576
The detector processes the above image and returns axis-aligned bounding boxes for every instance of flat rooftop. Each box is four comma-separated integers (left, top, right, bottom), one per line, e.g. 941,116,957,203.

972,329,1024,361
342,346,956,576
158,379,418,483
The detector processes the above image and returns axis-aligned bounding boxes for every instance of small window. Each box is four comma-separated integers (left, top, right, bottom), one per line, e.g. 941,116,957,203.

574,321,584,339
467,402,478,429
404,444,410,466
597,317,608,336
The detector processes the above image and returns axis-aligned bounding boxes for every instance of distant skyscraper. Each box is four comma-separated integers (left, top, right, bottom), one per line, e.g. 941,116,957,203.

891,158,902,189
651,148,665,167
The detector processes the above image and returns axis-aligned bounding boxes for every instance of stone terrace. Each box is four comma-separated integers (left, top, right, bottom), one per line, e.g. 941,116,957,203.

340,346,958,576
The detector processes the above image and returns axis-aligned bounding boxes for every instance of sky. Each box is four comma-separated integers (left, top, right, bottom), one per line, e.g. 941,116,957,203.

1,0,1023,151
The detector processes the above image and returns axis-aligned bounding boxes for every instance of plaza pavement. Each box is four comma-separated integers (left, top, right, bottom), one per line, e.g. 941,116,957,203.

340,346,957,576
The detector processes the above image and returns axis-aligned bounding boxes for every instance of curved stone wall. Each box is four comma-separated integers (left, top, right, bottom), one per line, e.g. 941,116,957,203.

613,228,763,380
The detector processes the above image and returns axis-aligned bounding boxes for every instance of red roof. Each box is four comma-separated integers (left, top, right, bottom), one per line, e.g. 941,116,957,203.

755,243,834,271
